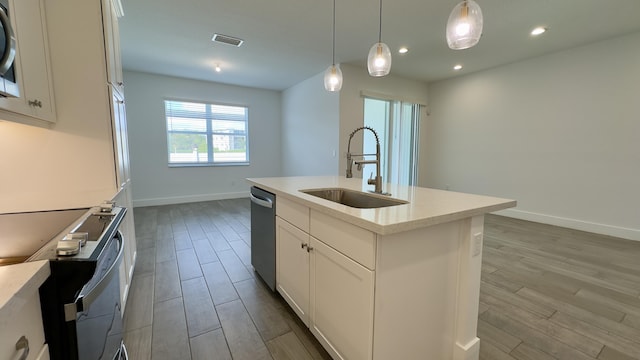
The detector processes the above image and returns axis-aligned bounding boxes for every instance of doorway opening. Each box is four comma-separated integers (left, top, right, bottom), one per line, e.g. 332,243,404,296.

363,97,421,186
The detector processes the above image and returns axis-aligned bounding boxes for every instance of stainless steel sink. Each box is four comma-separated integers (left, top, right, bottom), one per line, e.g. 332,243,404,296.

300,188,408,209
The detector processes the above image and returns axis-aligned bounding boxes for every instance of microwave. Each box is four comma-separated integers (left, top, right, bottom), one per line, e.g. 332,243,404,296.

0,0,18,98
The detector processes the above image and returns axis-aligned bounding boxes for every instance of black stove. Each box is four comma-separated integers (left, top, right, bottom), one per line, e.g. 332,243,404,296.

28,204,128,360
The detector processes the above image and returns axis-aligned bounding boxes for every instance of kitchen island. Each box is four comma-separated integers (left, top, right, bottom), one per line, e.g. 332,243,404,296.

247,176,516,360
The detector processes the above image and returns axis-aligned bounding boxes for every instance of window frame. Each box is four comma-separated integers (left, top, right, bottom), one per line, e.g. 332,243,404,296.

164,98,250,167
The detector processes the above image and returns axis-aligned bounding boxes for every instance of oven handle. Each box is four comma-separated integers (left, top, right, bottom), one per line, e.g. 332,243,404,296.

64,231,124,321
113,341,128,360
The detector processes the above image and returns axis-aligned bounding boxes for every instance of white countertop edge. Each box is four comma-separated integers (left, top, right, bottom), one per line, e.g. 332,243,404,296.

0,260,50,323
247,176,517,235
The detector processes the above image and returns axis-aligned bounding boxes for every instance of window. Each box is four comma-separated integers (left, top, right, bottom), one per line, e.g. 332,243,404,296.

165,100,249,166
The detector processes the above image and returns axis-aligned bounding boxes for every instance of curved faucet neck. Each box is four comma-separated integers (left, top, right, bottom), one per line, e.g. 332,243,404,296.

345,126,383,193
347,126,380,154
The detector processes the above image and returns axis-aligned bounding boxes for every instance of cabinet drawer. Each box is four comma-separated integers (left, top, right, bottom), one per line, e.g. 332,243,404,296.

0,294,46,360
276,197,309,232
310,210,376,270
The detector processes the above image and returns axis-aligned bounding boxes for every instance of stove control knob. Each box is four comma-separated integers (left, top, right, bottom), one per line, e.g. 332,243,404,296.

56,240,81,256
99,200,115,213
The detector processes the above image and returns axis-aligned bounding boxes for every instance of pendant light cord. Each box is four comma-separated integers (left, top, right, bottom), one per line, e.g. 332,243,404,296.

332,0,336,65
377,0,383,43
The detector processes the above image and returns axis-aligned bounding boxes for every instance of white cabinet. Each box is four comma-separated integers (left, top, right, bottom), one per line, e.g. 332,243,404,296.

276,217,310,325
102,0,135,312
275,197,375,360
102,0,124,94
0,293,48,360
113,185,137,311
0,0,56,124
309,237,374,360
110,86,130,188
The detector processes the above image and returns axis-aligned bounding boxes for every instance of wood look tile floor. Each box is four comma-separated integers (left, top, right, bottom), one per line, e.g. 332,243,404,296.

123,199,640,360
123,199,331,360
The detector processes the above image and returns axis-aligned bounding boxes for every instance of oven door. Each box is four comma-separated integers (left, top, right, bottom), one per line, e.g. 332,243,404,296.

66,231,128,360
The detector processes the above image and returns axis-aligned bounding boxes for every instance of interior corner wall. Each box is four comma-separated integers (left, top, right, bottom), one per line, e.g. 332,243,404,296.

425,32,640,240
338,64,429,183
281,71,340,176
123,71,282,207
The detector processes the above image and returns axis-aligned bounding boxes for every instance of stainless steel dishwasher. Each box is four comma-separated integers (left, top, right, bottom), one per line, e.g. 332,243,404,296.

250,186,276,290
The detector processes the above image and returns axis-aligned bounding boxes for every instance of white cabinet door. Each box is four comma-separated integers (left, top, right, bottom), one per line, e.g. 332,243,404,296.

0,293,46,360
0,0,56,123
113,184,137,311
102,0,124,94
276,216,310,326
110,86,130,188
310,236,375,360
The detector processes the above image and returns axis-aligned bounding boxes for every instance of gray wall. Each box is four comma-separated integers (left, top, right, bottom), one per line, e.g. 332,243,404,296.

281,71,340,176
425,32,640,240
124,71,282,206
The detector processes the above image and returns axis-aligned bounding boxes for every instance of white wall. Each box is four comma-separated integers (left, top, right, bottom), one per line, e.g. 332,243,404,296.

281,64,429,182
282,71,340,176
124,71,282,207
425,32,640,240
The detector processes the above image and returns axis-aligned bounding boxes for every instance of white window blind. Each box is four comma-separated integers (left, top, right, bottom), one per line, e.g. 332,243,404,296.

165,100,249,165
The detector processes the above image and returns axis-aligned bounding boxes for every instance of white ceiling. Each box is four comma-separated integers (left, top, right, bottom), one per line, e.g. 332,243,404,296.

119,0,640,91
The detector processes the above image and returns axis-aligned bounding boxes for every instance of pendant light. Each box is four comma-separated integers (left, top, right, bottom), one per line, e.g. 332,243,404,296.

324,0,343,91
367,0,391,77
446,0,483,50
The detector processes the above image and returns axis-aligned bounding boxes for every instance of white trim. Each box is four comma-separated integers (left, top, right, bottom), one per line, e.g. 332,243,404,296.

453,337,480,360
133,191,249,207
360,90,427,106
495,209,640,241
113,0,125,18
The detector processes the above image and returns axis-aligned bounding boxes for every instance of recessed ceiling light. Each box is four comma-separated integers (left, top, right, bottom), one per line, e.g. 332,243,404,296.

453,64,463,71
530,27,547,36
398,47,409,54
215,64,221,72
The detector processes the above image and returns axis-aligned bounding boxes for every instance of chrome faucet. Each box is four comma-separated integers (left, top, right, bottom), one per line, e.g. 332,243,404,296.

346,126,383,194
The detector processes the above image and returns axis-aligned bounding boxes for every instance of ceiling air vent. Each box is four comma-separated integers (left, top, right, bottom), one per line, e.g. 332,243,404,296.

211,33,244,47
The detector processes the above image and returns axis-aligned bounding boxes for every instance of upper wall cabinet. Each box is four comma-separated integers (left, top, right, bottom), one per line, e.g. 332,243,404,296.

102,0,124,95
0,0,56,124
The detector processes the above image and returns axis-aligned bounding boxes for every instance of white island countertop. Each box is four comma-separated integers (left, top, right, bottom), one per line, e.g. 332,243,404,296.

247,176,516,235
0,260,50,325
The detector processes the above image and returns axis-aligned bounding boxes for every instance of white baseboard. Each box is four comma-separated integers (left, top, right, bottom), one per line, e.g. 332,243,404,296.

453,337,480,360
495,208,640,241
133,191,249,208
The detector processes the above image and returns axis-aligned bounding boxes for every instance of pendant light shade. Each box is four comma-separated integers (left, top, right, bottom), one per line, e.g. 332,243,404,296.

446,0,483,50
324,0,343,91
367,42,391,77
324,64,343,91
367,0,391,77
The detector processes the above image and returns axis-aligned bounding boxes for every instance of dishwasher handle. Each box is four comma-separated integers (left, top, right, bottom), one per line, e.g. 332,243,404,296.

250,193,273,209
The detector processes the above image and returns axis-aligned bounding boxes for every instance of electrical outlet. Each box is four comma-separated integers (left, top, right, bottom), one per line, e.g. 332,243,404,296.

472,232,483,257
